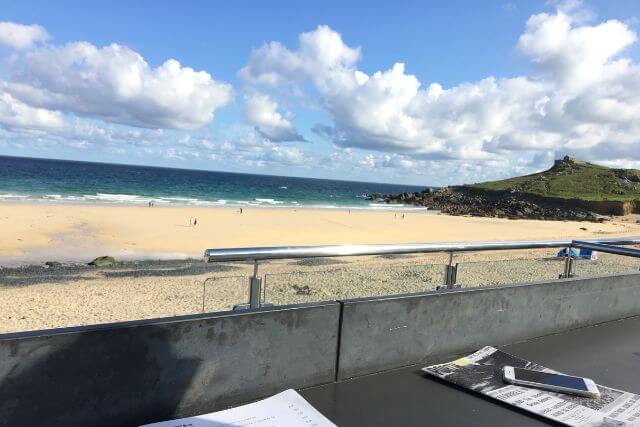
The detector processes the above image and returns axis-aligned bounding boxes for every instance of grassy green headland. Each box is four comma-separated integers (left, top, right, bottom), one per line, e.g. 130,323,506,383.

467,156,640,202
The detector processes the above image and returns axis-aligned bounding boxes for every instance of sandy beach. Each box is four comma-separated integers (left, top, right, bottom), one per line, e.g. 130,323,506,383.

1,202,640,334
2,203,640,263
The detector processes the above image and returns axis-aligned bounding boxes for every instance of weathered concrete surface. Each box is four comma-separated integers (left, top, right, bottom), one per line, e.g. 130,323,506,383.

303,315,640,426
0,302,340,427
337,272,640,380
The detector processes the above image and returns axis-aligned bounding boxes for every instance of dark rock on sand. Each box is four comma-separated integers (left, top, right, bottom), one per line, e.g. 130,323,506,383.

292,284,314,295
88,256,116,267
45,261,62,268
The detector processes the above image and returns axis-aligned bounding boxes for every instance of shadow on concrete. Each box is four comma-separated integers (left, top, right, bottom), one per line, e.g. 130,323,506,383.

0,325,201,426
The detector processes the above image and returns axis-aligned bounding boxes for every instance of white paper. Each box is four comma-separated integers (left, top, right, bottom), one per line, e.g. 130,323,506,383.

141,389,336,427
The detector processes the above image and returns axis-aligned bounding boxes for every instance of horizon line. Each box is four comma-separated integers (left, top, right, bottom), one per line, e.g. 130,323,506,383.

0,154,428,188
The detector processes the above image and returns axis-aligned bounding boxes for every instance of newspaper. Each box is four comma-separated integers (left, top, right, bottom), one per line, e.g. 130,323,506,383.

422,346,640,426
141,389,336,427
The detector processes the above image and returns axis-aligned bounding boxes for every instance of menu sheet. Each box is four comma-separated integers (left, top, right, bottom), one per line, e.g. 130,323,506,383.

141,389,336,427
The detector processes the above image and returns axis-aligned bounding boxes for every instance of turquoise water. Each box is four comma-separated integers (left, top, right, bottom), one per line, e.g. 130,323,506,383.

0,156,427,209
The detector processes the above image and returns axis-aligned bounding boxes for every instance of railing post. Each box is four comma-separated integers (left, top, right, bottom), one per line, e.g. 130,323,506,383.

444,251,457,289
562,247,574,278
248,260,262,309
453,262,459,286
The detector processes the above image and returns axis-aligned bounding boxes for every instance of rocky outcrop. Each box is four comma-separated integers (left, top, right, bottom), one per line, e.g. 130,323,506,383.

368,187,602,222
368,156,640,221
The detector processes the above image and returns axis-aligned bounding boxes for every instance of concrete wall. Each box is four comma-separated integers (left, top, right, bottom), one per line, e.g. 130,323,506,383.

0,302,341,427
337,272,640,380
2,273,640,426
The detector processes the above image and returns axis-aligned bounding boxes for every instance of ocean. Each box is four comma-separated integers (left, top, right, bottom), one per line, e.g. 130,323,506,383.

0,156,427,209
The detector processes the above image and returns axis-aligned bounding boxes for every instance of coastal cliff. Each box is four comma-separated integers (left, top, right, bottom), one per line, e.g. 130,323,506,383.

369,156,640,222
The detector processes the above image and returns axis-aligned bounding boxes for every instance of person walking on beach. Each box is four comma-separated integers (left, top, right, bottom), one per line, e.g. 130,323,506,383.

240,208,243,214
193,218,197,226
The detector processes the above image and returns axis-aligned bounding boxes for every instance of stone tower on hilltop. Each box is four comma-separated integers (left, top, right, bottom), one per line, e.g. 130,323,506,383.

553,155,576,168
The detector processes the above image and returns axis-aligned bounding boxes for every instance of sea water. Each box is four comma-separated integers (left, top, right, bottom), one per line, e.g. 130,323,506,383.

0,156,428,210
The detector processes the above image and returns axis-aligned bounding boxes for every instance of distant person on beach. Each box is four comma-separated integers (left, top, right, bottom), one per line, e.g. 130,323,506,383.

193,218,197,226
402,214,405,220
240,208,243,214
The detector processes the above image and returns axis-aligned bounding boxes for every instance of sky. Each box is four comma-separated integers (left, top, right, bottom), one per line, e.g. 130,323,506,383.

1,0,640,186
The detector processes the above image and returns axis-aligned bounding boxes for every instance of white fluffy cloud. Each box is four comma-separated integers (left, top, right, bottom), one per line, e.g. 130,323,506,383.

518,9,636,91
0,91,63,130
243,93,304,141
0,23,233,134
241,5,640,164
0,22,49,50
239,25,360,86
4,41,232,130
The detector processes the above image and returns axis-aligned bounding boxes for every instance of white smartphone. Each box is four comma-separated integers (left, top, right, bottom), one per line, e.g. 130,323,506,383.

503,366,600,398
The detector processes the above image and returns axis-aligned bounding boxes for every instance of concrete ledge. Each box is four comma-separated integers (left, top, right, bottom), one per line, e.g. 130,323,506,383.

336,272,640,380
4,273,640,425
0,302,341,427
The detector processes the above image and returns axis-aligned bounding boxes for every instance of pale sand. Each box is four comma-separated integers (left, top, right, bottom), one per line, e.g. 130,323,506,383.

1,202,640,334
2,203,640,261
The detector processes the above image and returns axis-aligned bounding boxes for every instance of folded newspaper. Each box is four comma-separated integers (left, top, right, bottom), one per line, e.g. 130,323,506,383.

141,389,336,427
422,346,640,426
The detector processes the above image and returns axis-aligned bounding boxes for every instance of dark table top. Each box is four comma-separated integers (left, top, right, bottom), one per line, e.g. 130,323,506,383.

300,316,640,426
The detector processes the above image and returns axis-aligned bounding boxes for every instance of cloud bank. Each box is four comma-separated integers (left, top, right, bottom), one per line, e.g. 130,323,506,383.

3,2,640,184
241,5,640,164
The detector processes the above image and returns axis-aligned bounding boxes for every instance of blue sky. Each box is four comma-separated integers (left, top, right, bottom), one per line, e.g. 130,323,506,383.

1,0,640,185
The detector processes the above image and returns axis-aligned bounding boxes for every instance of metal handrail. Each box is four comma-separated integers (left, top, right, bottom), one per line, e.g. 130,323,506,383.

572,241,640,258
205,237,640,262
203,237,640,311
